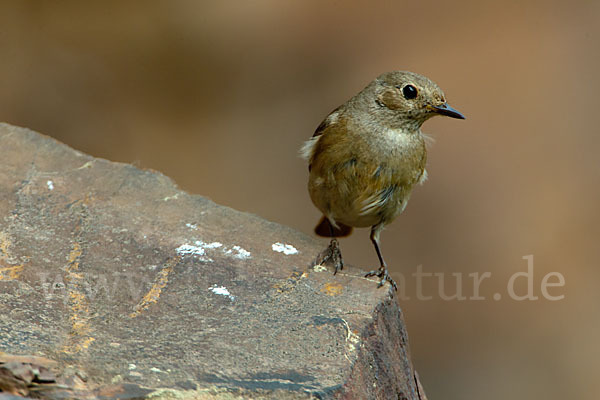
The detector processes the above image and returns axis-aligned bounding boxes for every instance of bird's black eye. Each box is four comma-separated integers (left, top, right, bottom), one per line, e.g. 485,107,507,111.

402,84,418,100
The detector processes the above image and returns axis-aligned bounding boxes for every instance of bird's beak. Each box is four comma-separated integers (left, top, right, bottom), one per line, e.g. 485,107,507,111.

429,103,465,119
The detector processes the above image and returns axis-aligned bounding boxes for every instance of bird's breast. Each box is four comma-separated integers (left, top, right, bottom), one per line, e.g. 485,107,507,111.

365,128,427,184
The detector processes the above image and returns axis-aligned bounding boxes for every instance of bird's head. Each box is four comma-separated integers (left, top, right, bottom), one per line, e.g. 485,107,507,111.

363,71,465,130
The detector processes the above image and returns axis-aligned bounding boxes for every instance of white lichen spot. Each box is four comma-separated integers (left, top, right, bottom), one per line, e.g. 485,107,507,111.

163,193,180,201
196,240,222,249
185,223,198,230
46,180,54,190
209,284,235,301
224,245,251,259
272,242,298,255
150,367,164,373
176,240,222,262
177,240,250,262
313,264,327,272
176,244,206,257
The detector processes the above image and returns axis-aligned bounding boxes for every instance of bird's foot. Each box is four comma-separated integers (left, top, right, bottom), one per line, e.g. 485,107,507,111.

365,265,397,291
315,238,344,275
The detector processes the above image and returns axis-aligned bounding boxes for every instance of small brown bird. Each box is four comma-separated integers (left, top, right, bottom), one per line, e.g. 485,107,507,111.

301,71,464,290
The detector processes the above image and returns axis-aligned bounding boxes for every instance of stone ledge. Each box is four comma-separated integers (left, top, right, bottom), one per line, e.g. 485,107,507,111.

0,123,426,399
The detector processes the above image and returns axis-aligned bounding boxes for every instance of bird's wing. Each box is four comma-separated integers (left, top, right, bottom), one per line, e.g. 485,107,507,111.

300,107,343,171
312,106,342,138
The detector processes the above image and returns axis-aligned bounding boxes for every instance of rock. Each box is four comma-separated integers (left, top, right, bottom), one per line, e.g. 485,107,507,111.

0,123,426,399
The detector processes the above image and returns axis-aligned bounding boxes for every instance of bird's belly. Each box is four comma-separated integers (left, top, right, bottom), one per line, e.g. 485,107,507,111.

309,174,411,228
308,132,425,228
336,210,382,228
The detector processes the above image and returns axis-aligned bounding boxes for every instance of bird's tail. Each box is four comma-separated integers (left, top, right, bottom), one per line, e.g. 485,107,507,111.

314,216,353,238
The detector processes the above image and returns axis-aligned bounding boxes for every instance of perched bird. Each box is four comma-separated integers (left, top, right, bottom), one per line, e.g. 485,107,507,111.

300,71,464,290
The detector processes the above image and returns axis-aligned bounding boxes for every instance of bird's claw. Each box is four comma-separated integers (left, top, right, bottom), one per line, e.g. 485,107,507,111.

315,238,344,274
365,266,397,291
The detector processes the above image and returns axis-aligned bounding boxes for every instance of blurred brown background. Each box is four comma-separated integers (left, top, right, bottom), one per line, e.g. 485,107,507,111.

1,1,598,399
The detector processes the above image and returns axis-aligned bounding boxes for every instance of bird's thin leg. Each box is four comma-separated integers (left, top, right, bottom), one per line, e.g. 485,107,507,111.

315,218,344,274
365,224,397,290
